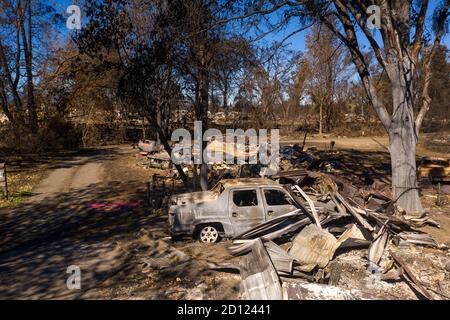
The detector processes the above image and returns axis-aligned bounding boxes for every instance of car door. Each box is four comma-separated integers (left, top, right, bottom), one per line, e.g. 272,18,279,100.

229,188,265,235
262,188,297,220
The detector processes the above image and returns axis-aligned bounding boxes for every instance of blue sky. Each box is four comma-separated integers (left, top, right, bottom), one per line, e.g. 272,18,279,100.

52,0,449,54
262,0,450,52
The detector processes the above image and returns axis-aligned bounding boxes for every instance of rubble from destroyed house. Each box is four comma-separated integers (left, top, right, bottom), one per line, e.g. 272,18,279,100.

147,151,171,169
236,146,447,299
418,157,450,183
229,168,447,299
135,140,172,170
135,141,448,300
137,139,160,153
210,111,241,124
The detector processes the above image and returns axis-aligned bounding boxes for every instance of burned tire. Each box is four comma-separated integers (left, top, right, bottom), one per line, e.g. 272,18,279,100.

197,225,221,244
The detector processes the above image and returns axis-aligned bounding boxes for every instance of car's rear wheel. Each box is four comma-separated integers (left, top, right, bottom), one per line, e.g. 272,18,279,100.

198,225,220,244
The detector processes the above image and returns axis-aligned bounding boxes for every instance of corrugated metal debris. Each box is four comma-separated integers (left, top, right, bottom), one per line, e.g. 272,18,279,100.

228,165,444,300
240,238,283,300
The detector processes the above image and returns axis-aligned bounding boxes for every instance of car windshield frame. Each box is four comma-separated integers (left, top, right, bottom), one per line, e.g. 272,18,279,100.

210,182,225,195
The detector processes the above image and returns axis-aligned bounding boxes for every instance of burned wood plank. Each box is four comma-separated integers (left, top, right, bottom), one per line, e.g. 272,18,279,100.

140,247,190,270
284,185,315,221
284,186,318,223
390,251,434,300
338,238,371,250
206,261,240,274
330,194,347,215
402,214,440,228
271,169,308,179
381,266,404,281
393,232,438,248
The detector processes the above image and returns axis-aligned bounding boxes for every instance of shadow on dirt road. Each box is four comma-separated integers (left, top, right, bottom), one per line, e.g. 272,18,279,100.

0,145,166,299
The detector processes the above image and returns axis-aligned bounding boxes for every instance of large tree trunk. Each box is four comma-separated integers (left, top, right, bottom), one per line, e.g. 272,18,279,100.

0,81,14,124
223,82,228,110
388,60,423,215
197,43,209,191
199,76,209,191
156,106,162,144
145,115,188,184
0,41,22,118
21,0,38,133
314,0,450,216
389,126,423,214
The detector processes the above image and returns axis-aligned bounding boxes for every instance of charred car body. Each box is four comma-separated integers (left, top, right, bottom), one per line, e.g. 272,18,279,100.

168,178,298,243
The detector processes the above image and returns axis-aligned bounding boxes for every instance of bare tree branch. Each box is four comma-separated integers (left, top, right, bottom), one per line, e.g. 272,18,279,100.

321,1,391,130
344,0,386,68
415,1,450,131
411,0,429,61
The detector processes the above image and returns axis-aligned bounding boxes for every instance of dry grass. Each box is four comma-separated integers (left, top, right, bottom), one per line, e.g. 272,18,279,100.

0,167,48,208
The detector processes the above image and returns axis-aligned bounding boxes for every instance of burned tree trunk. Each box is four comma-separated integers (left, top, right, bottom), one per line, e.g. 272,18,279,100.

314,2,428,216
0,81,14,125
198,62,209,191
387,58,423,214
389,122,423,214
319,103,323,135
20,0,38,133
149,116,188,184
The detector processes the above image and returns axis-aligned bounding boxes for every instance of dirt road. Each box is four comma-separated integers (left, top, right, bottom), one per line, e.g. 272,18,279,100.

0,146,240,299
0,147,141,299
281,134,450,158
30,158,104,202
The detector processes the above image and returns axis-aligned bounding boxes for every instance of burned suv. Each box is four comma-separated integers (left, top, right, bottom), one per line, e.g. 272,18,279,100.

168,178,297,243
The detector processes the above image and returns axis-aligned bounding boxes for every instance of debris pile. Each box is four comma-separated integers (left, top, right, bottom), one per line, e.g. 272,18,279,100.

228,164,446,300
418,157,450,184
136,141,448,300
135,139,172,170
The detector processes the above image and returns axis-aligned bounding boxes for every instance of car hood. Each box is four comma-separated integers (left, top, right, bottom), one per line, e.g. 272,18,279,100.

172,191,218,205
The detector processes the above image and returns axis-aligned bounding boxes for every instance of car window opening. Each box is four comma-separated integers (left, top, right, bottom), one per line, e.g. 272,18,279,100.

264,189,291,206
233,190,258,207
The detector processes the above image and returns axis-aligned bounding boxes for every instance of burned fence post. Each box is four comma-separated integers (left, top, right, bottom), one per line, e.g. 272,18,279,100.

0,162,8,200
152,174,157,208
146,181,151,208
148,174,164,209
147,174,157,209
437,182,441,206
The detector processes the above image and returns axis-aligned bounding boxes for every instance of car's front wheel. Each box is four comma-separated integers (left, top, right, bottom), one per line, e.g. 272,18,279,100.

198,225,220,244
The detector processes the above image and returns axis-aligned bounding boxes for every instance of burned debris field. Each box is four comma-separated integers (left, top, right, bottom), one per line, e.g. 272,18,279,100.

0,141,448,300
0,0,449,302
